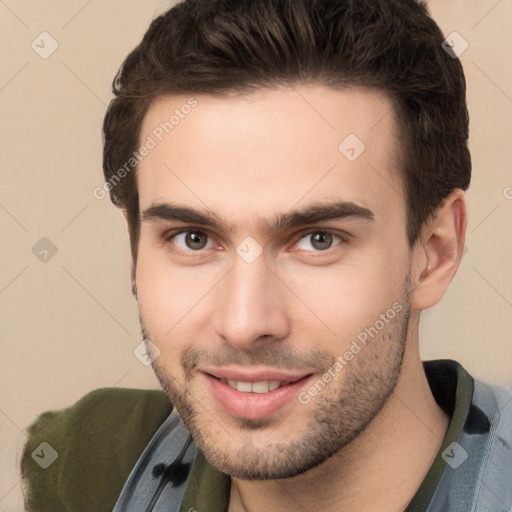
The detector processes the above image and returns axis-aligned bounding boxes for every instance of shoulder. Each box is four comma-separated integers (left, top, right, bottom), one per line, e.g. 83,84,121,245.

470,379,512,507
21,387,172,512
472,378,512,426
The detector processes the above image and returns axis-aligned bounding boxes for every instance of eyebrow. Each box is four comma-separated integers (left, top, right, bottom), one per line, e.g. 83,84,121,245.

141,200,374,234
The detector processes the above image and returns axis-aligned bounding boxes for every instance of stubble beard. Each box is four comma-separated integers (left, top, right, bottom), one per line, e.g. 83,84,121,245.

143,291,410,481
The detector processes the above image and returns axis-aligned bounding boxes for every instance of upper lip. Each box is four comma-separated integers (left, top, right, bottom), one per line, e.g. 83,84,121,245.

200,366,313,383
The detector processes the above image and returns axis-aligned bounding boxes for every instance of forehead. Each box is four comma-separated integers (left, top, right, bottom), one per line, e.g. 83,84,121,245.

136,85,404,232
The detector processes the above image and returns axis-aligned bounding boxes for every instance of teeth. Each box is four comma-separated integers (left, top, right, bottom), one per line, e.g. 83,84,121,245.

268,381,280,391
252,381,270,393
224,379,284,393
236,381,253,392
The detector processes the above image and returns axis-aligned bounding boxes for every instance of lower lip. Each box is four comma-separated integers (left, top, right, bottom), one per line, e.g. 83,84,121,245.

204,373,313,420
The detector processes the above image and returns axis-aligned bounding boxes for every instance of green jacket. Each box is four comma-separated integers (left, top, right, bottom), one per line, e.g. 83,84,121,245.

21,388,172,511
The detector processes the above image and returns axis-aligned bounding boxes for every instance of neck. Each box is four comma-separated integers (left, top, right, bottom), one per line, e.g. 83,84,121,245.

228,317,449,512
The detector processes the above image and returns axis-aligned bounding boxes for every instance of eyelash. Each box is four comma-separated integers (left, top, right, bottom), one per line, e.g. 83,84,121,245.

163,228,348,257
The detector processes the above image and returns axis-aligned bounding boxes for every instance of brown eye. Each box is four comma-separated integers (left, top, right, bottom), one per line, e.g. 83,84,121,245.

296,231,342,251
185,231,208,250
169,230,214,251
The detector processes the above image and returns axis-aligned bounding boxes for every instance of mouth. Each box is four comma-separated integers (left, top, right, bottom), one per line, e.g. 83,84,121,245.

200,367,314,420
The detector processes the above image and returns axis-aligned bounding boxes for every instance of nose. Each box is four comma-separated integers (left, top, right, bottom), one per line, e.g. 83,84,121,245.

213,252,290,351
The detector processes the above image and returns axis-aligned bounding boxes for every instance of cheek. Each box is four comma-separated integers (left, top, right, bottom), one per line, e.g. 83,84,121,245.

135,246,206,342
312,255,406,335
135,241,233,356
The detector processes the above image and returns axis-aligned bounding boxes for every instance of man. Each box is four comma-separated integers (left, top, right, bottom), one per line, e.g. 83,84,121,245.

21,0,512,511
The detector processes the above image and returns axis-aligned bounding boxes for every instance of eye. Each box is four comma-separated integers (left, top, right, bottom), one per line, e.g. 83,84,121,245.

168,230,215,252
295,231,344,252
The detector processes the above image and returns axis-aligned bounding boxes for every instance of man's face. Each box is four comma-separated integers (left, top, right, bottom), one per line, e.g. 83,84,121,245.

135,85,413,479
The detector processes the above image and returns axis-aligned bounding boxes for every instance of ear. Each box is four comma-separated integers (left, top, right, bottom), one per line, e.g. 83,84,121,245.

410,189,467,311
122,209,138,300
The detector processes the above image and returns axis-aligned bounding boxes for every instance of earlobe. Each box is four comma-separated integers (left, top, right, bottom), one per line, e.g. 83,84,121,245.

411,189,467,311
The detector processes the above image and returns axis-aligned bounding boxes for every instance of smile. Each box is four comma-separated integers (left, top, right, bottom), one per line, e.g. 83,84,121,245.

200,368,314,420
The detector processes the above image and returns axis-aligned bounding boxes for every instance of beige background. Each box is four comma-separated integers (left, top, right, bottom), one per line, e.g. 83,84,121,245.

1,0,511,510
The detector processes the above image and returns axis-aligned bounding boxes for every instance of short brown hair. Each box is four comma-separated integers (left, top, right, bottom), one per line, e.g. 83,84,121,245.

102,0,471,263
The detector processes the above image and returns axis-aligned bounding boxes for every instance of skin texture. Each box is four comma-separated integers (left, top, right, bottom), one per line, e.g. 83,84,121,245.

128,85,466,512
